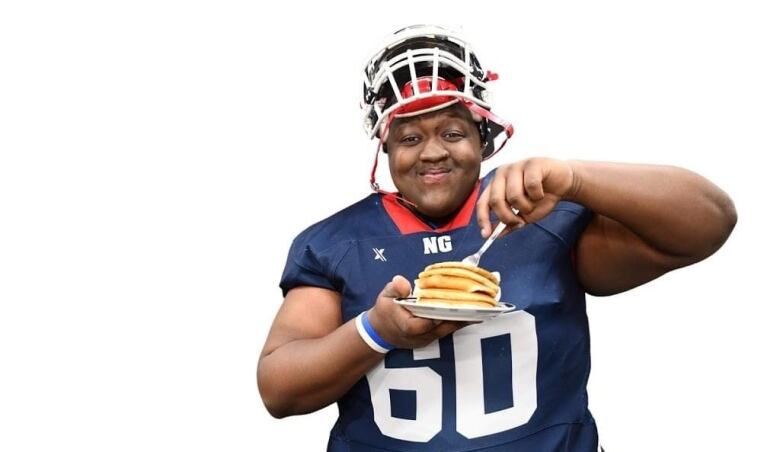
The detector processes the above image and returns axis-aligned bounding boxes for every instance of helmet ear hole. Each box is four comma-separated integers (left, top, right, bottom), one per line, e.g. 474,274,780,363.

478,119,489,146
478,118,499,160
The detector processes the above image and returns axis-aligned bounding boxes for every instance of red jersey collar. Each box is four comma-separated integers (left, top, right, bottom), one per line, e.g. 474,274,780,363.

381,182,480,235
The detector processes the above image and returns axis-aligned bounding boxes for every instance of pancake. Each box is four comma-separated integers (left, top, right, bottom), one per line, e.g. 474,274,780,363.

417,268,499,294
424,261,498,283
415,275,498,297
415,262,500,308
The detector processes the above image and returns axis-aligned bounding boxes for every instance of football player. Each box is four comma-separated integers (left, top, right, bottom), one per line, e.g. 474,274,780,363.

257,25,736,451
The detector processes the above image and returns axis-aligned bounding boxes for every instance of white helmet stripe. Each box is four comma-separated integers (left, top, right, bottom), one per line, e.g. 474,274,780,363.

362,70,371,92
407,49,419,96
463,45,471,94
431,47,439,91
383,62,403,104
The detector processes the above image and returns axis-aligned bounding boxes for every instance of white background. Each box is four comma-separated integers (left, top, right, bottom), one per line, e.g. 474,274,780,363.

1,1,778,451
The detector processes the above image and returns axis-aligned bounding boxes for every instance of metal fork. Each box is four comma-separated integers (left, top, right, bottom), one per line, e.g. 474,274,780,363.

461,221,510,267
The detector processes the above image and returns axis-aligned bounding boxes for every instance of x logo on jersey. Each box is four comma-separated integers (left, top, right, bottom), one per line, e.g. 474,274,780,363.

373,248,387,262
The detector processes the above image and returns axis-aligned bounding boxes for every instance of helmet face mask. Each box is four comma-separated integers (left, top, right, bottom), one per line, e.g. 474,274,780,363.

361,25,512,161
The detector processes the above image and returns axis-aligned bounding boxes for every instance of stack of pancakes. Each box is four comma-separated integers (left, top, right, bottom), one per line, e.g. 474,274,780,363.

415,262,500,308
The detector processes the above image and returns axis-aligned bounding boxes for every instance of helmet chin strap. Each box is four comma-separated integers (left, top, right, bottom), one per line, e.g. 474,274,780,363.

461,100,514,160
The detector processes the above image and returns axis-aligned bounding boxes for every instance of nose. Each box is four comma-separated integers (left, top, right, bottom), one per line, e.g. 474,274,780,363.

418,137,449,163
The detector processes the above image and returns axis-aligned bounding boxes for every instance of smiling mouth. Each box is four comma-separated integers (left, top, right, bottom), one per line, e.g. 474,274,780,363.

419,168,452,183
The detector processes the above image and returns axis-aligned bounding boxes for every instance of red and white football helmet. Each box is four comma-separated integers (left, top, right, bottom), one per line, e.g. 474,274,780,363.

361,25,513,163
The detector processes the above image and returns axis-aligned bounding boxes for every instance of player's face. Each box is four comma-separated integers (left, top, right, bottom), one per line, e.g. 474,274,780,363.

386,105,482,219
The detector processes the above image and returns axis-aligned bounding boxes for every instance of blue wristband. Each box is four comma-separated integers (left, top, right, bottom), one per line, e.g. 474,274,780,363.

356,311,396,353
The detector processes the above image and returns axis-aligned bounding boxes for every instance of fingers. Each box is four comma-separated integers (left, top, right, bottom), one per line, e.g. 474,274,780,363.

522,159,546,202
488,167,524,228
476,190,492,238
504,167,533,218
428,320,470,337
400,316,442,336
479,159,564,232
379,275,411,300
398,318,472,346
391,275,412,298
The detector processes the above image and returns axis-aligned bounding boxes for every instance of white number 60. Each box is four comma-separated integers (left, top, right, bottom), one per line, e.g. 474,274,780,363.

366,311,538,442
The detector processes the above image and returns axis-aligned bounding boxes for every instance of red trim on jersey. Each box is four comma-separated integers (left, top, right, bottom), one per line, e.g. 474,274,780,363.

381,182,480,234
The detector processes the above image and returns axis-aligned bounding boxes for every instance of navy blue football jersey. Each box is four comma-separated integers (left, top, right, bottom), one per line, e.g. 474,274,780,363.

279,172,597,451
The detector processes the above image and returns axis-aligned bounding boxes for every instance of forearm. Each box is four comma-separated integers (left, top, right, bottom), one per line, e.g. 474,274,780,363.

567,161,737,260
258,317,384,418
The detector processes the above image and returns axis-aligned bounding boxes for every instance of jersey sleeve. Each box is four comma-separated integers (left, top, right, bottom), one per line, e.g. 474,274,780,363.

535,201,594,249
278,229,349,297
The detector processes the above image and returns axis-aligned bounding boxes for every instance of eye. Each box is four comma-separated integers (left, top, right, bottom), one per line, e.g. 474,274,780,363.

399,135,420,145
442,130,465,141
